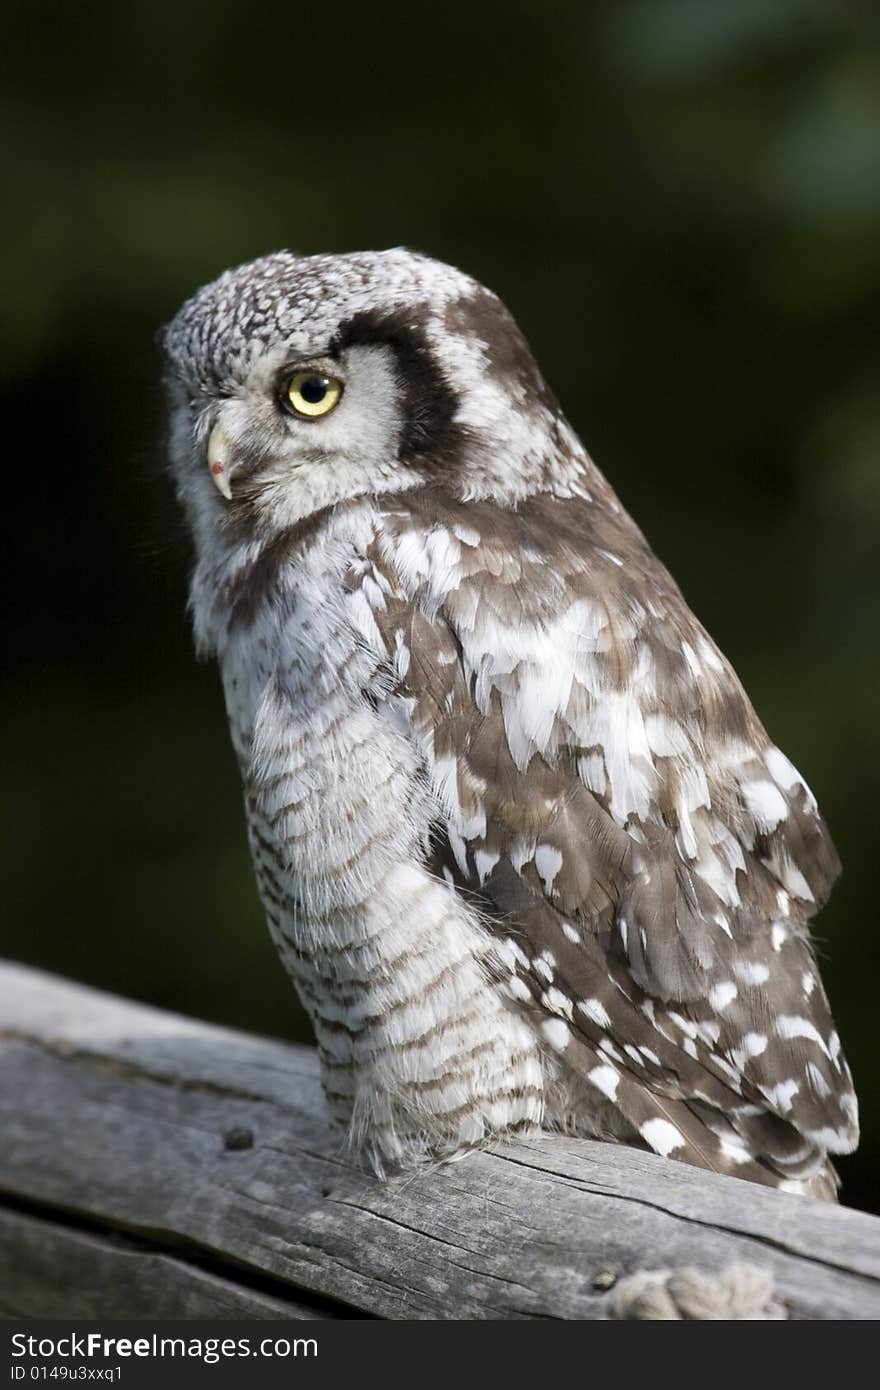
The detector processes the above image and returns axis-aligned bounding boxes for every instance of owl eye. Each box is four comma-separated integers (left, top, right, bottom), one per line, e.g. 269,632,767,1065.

285,371,343,419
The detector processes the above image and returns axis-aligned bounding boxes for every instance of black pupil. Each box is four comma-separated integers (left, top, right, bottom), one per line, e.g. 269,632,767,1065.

299,376,328,404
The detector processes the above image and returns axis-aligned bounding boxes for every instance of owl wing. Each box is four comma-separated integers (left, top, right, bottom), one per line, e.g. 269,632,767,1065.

352,488,858,1189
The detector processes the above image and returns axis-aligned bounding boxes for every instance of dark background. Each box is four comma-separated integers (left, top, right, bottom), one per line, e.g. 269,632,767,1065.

2,0,877,1211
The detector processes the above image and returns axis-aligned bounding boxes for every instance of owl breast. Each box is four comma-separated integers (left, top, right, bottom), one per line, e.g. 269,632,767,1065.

216,511,546,1170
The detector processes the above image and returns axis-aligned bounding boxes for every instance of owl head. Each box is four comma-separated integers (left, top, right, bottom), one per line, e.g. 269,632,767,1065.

164,249,585,544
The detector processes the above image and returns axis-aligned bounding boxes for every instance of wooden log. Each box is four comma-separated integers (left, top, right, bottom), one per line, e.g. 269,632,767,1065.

1,960,878,1320
0,1208,330,1320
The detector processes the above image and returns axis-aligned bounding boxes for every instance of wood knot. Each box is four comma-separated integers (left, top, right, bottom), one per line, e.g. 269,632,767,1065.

223,1126,254,1151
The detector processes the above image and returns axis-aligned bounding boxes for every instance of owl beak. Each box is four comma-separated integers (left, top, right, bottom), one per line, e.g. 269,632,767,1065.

207,425,233,500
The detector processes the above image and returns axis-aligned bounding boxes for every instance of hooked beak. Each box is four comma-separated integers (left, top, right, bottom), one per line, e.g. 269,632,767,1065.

207,425,233,500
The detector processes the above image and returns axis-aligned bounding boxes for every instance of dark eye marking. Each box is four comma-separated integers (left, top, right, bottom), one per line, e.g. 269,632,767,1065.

331,306,470,472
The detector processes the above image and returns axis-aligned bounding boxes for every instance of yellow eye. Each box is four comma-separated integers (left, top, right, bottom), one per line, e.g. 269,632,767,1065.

285,370,343,418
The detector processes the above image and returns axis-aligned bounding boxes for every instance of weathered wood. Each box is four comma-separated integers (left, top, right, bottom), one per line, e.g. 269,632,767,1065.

0,1208,332,1319
1,961,878,1320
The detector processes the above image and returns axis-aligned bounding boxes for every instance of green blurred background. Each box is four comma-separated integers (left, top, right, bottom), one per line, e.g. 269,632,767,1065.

2,0,877,1210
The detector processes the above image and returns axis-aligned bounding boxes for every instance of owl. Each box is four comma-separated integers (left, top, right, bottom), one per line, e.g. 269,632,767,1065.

164,249,858,1199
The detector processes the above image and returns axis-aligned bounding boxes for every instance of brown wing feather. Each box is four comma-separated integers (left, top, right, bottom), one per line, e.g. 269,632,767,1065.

357,489,857,1184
